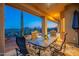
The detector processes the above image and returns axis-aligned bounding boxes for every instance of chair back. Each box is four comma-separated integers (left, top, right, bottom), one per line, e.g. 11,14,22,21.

16,36,28,55
31,31,38,40
50,30,57,37
59,32,67,51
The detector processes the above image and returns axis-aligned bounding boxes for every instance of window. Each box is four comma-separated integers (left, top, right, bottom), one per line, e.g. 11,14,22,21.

5,5,42,39
5,5,21,38
47,20,58,34
23,11,42,35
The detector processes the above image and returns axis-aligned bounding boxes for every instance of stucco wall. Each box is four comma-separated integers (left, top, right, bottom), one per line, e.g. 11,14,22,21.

0,4,5,55
64,5,79,44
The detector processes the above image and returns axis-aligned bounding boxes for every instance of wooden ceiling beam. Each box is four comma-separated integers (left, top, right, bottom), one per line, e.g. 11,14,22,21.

6,3,44,17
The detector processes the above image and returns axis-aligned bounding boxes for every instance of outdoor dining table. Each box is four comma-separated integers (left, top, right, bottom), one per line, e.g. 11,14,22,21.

26,34,57,56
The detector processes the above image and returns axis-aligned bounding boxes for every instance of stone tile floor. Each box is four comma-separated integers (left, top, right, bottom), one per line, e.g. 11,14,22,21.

5,39,79,56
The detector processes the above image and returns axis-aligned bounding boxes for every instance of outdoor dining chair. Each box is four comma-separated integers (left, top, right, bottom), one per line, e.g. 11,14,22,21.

15,36,30,56
51,32,67,56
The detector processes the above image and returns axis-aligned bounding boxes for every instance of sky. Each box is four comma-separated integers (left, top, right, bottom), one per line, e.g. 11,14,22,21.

4,5,58,29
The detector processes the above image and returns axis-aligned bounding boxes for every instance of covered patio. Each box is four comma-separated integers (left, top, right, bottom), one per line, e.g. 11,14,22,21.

0,3,79,56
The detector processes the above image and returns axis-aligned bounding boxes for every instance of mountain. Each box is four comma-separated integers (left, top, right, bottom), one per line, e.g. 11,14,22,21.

5,27,57,37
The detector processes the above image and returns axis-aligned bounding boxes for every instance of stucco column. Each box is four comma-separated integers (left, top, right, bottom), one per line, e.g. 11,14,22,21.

42,16,47,36
60,12,66,40
0,3,5,56
60,18,65,40
60,18,65,33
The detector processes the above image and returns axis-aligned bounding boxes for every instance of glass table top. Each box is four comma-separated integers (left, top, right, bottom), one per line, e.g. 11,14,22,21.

26,34,57,48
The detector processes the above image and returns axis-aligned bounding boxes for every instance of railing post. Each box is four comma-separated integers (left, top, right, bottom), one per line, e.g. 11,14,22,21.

20,11,24,37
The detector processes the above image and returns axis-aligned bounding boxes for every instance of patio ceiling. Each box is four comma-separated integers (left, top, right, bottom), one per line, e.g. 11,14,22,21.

28,3,69,19
6,3,70,22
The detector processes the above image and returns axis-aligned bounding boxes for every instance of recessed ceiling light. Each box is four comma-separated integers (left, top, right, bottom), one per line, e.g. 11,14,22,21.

46,3,55,9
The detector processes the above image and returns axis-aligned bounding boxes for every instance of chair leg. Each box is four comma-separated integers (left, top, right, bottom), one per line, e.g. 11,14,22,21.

15,48,18,56
15,48,21,56
15,48,30,56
